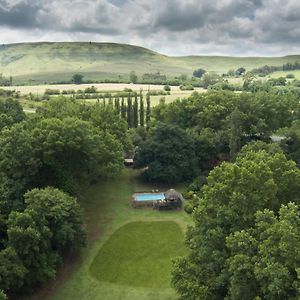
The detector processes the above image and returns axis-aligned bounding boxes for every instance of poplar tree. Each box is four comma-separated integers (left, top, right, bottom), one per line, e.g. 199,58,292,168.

146,93,151,130
133,95,139,128
121,97,126,120
140,91,145,127
127,95,133,128
115,97,120,115
108,94,113,106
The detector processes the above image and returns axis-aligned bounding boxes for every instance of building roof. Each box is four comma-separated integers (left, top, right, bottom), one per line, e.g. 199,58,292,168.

165,189,181,200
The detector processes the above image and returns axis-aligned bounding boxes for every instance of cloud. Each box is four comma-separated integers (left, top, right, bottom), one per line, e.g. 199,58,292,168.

0,0,300,56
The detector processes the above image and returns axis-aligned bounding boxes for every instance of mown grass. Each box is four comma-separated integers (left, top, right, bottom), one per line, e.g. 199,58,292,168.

89,221,185,288
21,169,191,300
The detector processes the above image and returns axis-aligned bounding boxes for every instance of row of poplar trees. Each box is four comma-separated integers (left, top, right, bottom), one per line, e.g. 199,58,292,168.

102,92,151,129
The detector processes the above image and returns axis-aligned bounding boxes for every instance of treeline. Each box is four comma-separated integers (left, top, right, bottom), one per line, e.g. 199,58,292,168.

0,97,131,298
116,93,151,129
0,75,12,87
134,90,300,182
252,61,300,75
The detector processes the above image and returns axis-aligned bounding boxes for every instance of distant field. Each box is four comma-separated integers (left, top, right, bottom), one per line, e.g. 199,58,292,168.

270,70,300,79
1,42,300,84
2,83,185,94
3,83,205,108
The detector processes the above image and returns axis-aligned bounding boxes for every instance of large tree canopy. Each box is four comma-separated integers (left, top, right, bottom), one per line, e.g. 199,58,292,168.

227,203,300,300
0,187,86,293
0,98,25,131
172,150,300,299
134,124,198,183
0,116,123,207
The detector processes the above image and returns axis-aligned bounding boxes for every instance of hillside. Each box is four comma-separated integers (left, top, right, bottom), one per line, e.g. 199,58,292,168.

1,42,300,84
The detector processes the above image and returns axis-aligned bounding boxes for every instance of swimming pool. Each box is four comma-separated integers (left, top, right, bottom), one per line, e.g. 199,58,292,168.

134,193,165,202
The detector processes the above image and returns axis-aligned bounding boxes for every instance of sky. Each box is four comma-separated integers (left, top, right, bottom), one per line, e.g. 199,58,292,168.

0,0,300,56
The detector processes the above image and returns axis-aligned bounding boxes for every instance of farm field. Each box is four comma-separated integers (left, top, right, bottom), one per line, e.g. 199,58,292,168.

1,42,300,84
270,70,300,79
3,83,205,109
20,169,191,300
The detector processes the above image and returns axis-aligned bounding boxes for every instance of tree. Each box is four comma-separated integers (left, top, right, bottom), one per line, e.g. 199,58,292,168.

127,95,133,128
0,99,25,131
0,123,40,210
202,73,221,89
129,71,138,84
24,187,86,252
7,210,59,288
121,97,126,120
172,150,300,299
139,94,145,127
227,203,300,299
134,124,198,182
146,94,151,130
229,108,242,160
193,68,206,78
236,67,246,76
243,72,256,91
133,96,138,128
0,247,26,291
72,74,83,84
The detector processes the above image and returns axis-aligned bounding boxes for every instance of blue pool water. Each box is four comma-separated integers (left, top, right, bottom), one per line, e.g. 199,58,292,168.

135,193,165,201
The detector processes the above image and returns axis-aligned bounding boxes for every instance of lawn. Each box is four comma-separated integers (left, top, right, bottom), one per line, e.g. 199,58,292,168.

21,169,191,300
90,221,185,288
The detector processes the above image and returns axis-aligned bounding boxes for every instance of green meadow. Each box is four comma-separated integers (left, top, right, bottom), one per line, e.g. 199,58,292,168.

1,42,300,84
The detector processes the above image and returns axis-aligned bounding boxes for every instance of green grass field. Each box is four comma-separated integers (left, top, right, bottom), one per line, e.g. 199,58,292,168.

270,70,300,79
1,42,300,84
20,169,191,300
90,221,185,288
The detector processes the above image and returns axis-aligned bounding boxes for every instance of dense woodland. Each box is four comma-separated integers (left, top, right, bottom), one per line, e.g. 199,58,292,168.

1,85,300,299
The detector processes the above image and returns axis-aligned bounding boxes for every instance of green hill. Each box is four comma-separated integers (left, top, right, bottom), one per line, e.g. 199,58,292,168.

1,42,300,84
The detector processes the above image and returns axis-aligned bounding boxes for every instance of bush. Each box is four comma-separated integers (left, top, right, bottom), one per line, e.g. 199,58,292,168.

179,84,194,91
286,73,295,79
164,85,171,91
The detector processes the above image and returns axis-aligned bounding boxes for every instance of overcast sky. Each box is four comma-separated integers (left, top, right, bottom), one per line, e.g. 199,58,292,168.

0,0,300,56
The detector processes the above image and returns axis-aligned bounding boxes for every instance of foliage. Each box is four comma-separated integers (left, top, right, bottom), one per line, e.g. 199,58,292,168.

72,73,84,84
0,98,25,131
134,124,198,183
193,68,206,78
172,150,300,299
164,85,171,91
179,84,194,91
0,247,26,291
25,187,86,251
227,203,300,299
129,71,138,84
236,67,246,75
202,73,221,88
7,210,60,289
0,290,7,300
280,120,300,166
